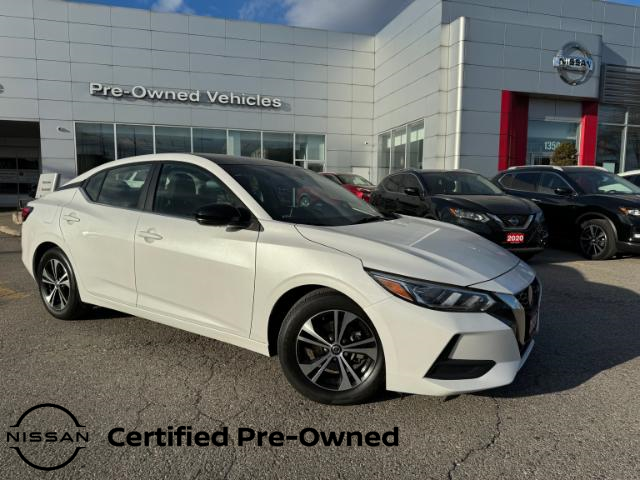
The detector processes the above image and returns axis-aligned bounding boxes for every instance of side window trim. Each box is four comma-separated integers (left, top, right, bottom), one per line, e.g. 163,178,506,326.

497,173,512,190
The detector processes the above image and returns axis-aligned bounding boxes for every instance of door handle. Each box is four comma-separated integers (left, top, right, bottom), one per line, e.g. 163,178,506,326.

530,198,542,203
137,229,163,241
63,213,80,224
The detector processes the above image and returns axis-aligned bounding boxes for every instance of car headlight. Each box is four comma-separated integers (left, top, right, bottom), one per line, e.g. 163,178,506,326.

449,208,490,223
620,207,640,217
368,271,496,312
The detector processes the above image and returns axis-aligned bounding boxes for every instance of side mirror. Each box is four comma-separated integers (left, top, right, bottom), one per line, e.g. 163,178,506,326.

195,204,250,227
404,187,421,197
554,187,574,197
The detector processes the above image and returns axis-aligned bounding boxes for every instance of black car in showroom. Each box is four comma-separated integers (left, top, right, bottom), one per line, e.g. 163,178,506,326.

494,166,640,260
370,169,547,259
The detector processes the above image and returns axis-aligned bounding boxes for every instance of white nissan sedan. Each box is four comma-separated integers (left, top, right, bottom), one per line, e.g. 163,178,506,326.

22,154,540,404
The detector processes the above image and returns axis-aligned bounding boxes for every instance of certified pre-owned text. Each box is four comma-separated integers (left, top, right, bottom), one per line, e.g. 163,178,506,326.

108,426,399,447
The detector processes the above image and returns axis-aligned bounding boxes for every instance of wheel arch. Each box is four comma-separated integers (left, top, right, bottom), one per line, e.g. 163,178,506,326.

265,282,381,356
575,211,619,239
32,240,67,275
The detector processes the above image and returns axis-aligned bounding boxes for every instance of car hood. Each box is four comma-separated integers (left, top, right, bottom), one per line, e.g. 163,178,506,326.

433,195,537,214
296,216,522,288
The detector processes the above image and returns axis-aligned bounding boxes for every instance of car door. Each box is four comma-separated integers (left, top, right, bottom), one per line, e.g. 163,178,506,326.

536,172,581,239
134,162,259,337
396,173,427,217
59,163,152,306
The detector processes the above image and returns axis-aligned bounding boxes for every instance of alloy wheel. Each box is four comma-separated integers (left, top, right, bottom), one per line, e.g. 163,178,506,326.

41,259,71,311
295,310,378,392
580,224,607,257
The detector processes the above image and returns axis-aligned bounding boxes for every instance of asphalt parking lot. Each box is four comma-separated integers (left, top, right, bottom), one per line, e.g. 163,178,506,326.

1,232,639,479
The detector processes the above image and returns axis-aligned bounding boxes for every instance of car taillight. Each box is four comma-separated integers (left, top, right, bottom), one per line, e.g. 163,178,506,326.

21,206,33,222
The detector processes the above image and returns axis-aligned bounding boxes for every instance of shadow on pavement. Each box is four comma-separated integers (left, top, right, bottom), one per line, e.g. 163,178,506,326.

482,254,640,398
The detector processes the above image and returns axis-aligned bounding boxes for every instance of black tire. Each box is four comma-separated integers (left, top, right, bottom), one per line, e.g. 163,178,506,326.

578,219,617,260
278,288,385,405
36,247,90,320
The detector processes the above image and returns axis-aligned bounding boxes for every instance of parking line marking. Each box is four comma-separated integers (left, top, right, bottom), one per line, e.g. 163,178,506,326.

0,283,29,301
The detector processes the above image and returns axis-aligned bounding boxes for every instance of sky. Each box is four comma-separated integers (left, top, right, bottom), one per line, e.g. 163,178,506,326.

72,0,640,35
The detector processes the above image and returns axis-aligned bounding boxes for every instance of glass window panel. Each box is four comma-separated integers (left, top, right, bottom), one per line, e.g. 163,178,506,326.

263,132,293,163
75,123,115,174
378,132,391,180
624,127,640,172
97,163,151,209
155,126,191,153
511,172,541,192
628,107,640,126
193,128,226,154
306,161,324,173
116,124,153,158
599,105,627,124
527,120,579,165
153,163,243,218
295,134,325,161
407,121,424,169
391,127,407,172
228,130,262,157
596,124,624,173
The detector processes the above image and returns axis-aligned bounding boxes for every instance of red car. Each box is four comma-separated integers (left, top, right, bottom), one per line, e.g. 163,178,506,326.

320,173,375,203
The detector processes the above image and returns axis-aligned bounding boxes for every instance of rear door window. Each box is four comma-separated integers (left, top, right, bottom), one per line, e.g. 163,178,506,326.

84,171,106,201
97,164,151,209
511,172,541,192
383,175,402,193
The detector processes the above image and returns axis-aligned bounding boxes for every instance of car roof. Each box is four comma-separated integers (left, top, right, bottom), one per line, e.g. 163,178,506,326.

395,169,478,174
505,165,608,173
620,169,640,176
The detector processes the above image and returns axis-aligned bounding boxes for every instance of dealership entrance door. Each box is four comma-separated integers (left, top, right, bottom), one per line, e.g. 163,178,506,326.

0,121,41,208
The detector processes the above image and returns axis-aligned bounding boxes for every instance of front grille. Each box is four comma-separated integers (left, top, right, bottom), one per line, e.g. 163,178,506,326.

515,278,541,346
497,214,531,229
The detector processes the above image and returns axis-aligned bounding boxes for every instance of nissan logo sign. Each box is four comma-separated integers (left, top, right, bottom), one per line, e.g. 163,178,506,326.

553,42,594,86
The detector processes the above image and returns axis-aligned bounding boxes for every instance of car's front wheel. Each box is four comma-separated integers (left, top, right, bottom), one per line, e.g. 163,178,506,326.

278,289,385,404
578,219,617,260
37,247,89,320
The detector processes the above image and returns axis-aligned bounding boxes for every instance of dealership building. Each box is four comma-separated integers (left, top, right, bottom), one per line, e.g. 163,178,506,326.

1,0,640,205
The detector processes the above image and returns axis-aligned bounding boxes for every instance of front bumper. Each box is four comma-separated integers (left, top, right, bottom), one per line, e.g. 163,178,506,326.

448,217,548,253
365,272,540,396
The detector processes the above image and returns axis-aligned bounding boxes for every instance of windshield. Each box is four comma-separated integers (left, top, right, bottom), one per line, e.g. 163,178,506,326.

420,172,503,195
221,164,383,226
336,174,374,187
566,170,640,195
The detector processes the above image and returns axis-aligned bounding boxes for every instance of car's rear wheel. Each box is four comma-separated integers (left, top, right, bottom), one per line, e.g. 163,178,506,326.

578,219,617,260
37,247,89,320
278,289,385,405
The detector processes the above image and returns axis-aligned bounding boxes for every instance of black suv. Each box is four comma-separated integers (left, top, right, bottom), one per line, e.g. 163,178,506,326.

371,169,547,259
493,166,640,260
